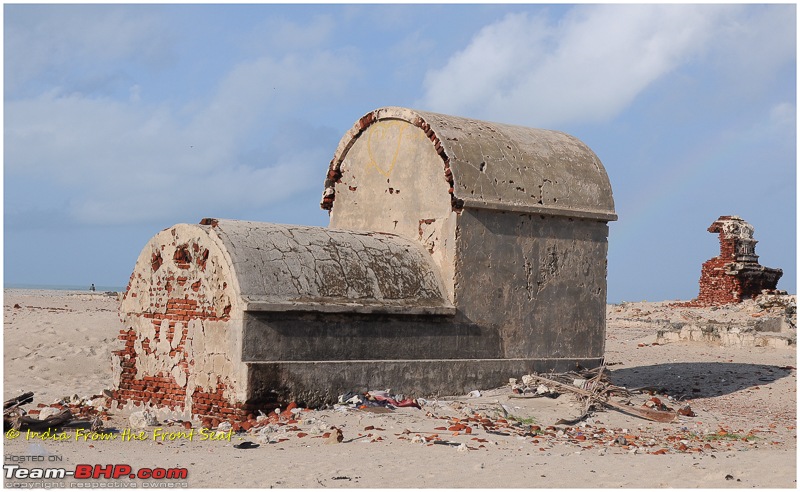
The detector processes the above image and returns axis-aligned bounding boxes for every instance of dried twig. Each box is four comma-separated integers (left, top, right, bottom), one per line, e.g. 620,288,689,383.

4,392,34,412
13,409,74,431
4,392,102,432
522,373,677,423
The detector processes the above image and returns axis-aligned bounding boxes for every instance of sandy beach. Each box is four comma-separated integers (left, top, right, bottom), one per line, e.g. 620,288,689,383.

3,288,796,488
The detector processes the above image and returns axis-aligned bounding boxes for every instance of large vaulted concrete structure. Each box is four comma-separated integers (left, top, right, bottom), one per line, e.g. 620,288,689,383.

112,107,616,419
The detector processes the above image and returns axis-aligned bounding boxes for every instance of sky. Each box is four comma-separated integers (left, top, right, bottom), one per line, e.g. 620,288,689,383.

3,3,796,303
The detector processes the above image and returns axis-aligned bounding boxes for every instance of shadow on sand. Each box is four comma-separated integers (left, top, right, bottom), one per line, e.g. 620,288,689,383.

608,362,794,399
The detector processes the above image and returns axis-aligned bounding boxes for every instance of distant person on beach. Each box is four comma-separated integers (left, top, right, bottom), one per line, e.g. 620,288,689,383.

90,284,96,292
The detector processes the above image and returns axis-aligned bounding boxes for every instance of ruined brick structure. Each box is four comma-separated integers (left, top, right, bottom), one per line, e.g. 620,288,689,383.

113,225,259,421
112,107,616,422
687,215,782,306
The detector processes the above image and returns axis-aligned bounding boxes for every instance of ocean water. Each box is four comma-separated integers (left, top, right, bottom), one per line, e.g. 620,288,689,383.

4,283,126,293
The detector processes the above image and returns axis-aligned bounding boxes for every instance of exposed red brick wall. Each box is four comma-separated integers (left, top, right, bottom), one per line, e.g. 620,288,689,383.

680,216,782,307
113,234,275,423
693,256,742,305
189,383,267,423
113,309,191,412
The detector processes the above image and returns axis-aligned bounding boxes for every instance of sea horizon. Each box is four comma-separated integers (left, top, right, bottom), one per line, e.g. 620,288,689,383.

4,283,126,292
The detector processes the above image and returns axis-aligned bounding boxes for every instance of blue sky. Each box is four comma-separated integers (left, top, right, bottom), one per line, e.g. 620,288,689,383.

4,4,796,302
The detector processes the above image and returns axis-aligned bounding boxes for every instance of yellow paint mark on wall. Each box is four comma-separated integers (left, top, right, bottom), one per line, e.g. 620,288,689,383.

365,121,427,177
367,121,405,177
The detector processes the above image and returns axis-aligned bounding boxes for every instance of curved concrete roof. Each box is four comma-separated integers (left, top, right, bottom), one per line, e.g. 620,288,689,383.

324,107,616,221
199,219,453,315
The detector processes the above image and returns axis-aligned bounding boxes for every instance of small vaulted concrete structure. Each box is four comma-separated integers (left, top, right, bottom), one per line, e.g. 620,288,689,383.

112,107,616,419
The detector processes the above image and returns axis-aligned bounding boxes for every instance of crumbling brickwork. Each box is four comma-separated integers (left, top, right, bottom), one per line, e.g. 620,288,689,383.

685,216,782,306
112,225,272,423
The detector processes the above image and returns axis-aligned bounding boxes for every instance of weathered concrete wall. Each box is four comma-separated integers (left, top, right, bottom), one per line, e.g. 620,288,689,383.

324,107,616,220
324,107,614,366
245,357,604,407
454,210,609,360
416,110,615,220
325,108,617,305
242,311,496,362
328,118,459,303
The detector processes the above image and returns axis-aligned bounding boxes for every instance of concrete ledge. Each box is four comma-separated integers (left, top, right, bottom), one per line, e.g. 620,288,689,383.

244,300,456,316
460,197,618,222
246,358,604,407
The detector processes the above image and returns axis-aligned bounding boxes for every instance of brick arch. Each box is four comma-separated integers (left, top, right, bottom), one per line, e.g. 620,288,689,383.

321,107,458,213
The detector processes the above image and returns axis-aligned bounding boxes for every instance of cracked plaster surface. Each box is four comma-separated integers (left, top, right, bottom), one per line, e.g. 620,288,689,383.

208,220,449,306
420,110,613,216
118,224,247,412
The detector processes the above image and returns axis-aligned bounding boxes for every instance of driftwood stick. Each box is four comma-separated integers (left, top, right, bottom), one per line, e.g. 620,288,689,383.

3,393,100,432
523,373,676,423
14,409,74,431
4,392,34,413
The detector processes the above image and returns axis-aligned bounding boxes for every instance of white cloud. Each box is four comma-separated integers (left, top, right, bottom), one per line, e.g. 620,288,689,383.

250,14,336,53
706,6,797,94
419,4,791,127
188,51,355,147
5,49,358,226
5,5,173,95
769,102,796,131
66,149,325,226
420,12,552,118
